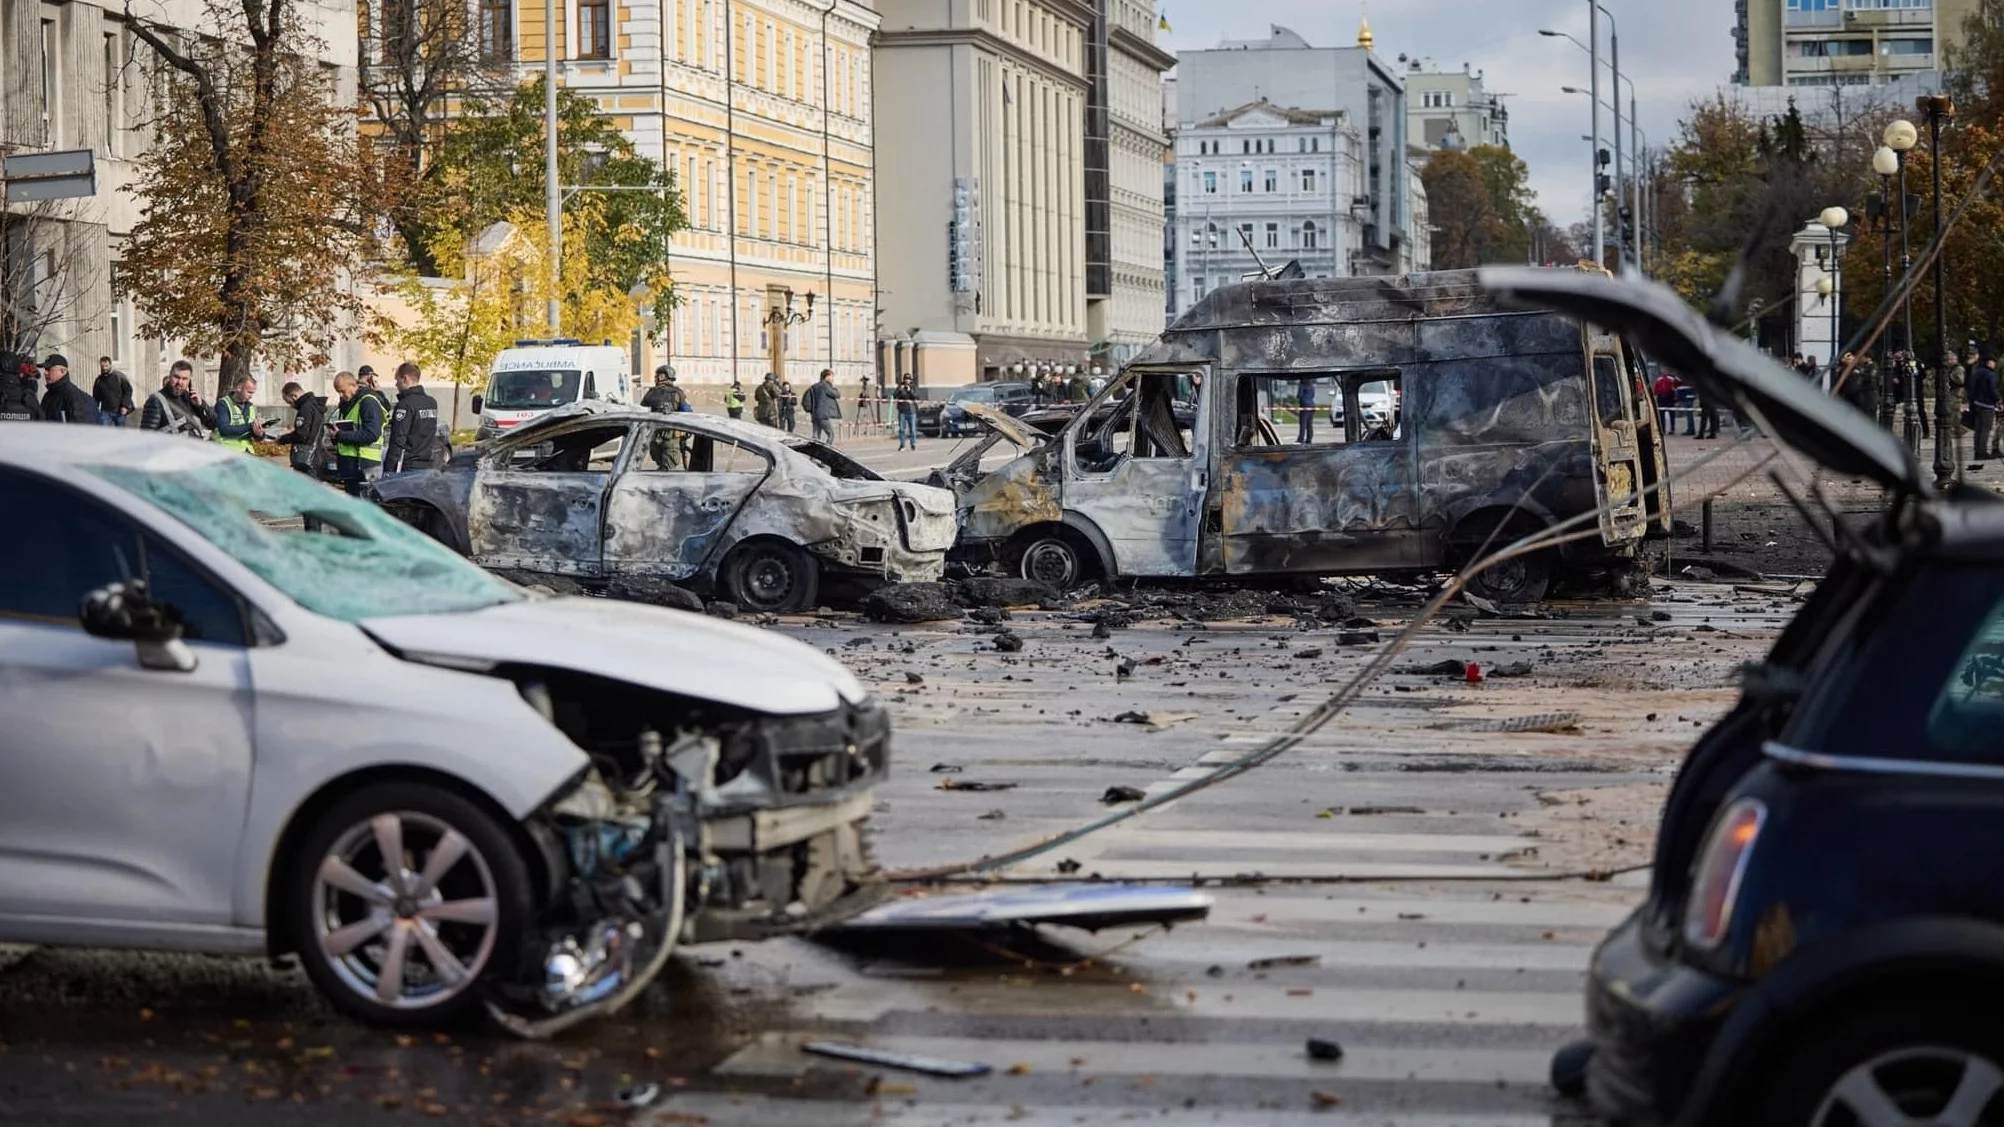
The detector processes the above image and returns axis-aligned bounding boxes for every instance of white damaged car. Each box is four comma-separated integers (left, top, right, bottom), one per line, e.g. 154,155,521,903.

372,403,959,613
0,426,888,1034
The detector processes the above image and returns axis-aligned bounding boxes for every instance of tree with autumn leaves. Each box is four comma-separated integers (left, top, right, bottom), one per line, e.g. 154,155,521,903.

1421,146,1538,269
122,0,365,399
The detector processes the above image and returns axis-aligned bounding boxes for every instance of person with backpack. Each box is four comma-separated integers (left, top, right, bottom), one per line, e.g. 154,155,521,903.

36,355,102,424
0,353,40,421
275,381,332,476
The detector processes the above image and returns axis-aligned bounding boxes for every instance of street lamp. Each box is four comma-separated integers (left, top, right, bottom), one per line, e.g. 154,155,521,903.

1918,94,1956,486
1884,117,1921,449
1868,145,1901,432
1541,8,1621,271
1818,207,1848,395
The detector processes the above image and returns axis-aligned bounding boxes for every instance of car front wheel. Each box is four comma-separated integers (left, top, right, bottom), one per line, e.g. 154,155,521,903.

1014,533,1085,591
723,539,819,613
288,783,534,1029
1755,1004,2004,1127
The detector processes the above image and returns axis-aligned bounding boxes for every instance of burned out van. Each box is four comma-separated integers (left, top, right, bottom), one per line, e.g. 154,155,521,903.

948,268,1672,602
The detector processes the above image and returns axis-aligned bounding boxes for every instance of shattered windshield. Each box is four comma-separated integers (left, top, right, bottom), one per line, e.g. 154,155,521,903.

486,369,582,410
84,458,522,624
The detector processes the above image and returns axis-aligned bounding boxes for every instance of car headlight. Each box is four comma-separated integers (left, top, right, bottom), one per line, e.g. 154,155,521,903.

1683,798,1766,950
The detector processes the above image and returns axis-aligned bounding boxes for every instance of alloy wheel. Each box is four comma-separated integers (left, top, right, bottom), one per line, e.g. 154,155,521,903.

311,811,499,1011
1813,1047,2004,1127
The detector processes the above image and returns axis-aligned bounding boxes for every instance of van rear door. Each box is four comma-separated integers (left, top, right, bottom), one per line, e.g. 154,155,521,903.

1585,330,1650,546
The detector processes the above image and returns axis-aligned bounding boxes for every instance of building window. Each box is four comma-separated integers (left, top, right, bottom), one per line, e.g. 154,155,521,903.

1311,137,1321,153
1242,139,1251,154
579,0,611,58
1237,222,1253,246
1192,276,1206,301
1264,169,1277,192
1265,223,1279,248
480,0,513,58
1302,221,1318,250
41,18,60,147
1302,168,1317,192
1240,169,1253,192
104,33,122,157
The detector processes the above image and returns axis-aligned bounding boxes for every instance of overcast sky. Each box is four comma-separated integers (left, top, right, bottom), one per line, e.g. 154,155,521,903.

1158,0,1739,226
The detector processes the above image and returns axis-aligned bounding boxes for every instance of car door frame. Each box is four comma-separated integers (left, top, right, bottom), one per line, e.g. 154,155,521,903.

1584,329,1652,547
466,417,637,575
1058,364,1211,578
602,419,778,583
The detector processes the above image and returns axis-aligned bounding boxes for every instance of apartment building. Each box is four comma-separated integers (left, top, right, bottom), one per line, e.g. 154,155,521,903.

1404,60,1510,151
1086,0,1173,366
1735,0,1973,87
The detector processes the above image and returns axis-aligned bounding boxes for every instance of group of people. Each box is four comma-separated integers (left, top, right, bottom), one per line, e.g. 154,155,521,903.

645,366,852,448
0,349,442,496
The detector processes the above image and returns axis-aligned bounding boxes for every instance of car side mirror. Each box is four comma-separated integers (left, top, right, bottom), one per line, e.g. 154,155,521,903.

470,394,483,416
79,580,198,673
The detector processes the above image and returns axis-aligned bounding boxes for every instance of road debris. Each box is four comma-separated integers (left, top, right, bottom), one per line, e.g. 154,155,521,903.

1425,712,1583,734
936,778,1018,792
1305,1038,1345,1062
1100,786,1147,805
863,583,965,624
801,1041,993,1077
1397,660,1468,677
1248,955,1321,970
992,630,1025,653
616,1083,661,1108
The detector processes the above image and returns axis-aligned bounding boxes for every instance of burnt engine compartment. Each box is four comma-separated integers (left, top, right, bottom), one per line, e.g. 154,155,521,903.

487,665,888,1035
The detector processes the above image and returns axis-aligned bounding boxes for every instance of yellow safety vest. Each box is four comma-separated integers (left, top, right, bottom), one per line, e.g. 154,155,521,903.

337,396,386,463
214,398,256,453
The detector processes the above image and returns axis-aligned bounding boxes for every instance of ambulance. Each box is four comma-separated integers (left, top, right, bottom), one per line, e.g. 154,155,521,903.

471,339,634,441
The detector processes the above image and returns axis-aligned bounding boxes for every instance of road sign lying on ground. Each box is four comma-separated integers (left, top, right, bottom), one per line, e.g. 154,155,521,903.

830,883,1213,932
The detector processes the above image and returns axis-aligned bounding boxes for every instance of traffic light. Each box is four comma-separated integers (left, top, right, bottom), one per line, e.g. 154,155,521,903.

1597,148,1612,168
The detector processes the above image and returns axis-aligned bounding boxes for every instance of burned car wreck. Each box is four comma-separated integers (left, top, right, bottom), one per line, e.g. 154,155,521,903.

373,403,959,612
942,267,1673,602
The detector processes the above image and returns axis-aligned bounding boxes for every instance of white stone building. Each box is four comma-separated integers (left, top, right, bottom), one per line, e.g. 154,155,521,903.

1166,100,1364,317
1402,60,1510,152
1088,0,1173,366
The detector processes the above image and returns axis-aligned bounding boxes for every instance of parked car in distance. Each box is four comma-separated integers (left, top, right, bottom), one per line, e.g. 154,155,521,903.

374,403,959,613
0,426,889,1033
924,382,1035,438
1487,268,2004,1127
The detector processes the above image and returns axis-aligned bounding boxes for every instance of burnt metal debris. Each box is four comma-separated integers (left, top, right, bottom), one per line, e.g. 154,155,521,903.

944,268,1674,604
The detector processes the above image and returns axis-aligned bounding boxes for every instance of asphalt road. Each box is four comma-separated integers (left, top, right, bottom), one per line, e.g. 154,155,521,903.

0,575,1801,1127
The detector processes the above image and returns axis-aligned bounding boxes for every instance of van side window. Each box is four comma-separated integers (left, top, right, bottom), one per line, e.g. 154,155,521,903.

1130,373,1194,459
1236,374,1399,447
1590,355,1632,428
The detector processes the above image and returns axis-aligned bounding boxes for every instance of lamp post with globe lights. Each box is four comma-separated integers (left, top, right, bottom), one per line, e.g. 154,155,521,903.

1870,143,1901,430
1886,117,1921,447
1817,207,1849,396
1918,95,1956,487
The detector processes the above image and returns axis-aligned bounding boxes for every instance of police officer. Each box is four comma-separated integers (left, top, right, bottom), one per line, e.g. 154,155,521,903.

212,374,265,451
725,378,746,419
383,361,442,473
36,355,102,424
358,364,393,420
0,353,40,421
327,371,387,495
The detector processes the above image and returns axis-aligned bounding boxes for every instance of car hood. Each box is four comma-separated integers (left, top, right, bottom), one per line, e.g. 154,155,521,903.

961,401,1041,448
1480,266,1926,496
361,595,868,716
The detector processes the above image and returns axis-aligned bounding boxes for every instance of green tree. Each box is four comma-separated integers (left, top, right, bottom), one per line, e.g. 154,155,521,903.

1468,145,1535,265
406,77,685,334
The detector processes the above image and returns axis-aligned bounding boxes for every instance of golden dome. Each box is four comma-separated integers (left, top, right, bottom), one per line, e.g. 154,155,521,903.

1358,13,1374,49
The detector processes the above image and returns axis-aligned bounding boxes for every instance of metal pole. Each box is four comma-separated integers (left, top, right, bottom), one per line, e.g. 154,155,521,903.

1828,228,1839,396
1610,25,1623,274
1589,0,1602,269
1898,157,1918,449
1880,175,1895,431
1929,100,1952,486
1630,93,1643,272
544,0,562,334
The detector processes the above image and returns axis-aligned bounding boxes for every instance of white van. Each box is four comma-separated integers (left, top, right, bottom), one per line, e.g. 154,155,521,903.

471,340,633,441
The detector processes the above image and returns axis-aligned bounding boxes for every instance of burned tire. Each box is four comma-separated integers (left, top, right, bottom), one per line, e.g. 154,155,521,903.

1753,1004,2004,1127
1013,532,1087,592
288,783,534,1030
1463,551,1553,604
723,539,819,614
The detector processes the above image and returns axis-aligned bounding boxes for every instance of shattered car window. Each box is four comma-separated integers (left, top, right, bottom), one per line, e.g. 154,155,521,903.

509,424,629,473
85,458,521,624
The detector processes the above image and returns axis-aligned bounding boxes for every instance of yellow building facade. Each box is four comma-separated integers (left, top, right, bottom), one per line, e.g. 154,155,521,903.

508,0,881,389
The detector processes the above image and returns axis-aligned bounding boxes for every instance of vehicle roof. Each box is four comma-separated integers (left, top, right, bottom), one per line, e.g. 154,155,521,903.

0,422,240,472
500,400,819,449
1160,267,1589,336
491,344,628,370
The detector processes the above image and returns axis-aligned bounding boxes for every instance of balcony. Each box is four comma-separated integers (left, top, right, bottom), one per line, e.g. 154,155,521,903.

1842,7,1934,30
1785,9,1843,28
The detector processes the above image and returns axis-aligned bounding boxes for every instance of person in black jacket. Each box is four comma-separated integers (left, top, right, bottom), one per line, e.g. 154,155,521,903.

36,355,101,424
140,360,218,437
275,381,331,476
92,356,135,426
0,353,40,421
383,361,442,473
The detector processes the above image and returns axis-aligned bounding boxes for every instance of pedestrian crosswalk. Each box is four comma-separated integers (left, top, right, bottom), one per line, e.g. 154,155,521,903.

639,808,1629,1126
